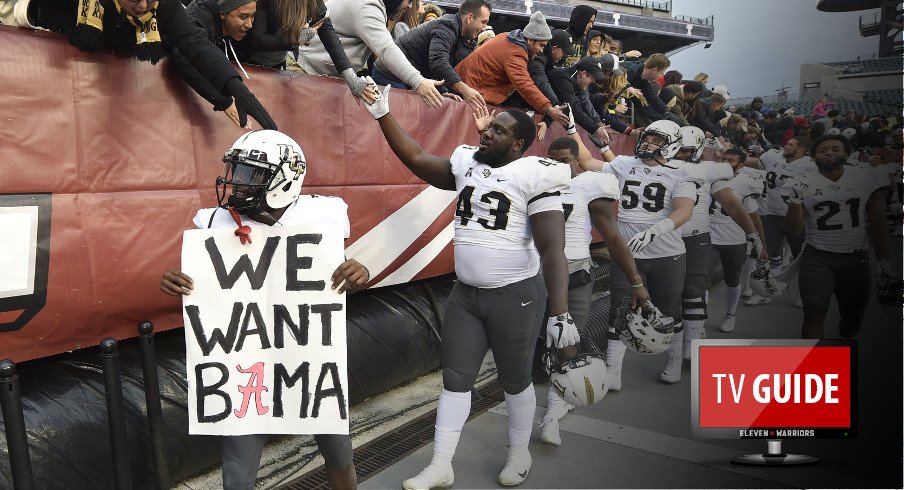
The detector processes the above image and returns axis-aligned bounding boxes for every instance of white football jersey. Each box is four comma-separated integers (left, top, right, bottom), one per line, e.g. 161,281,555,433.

193,195,350,237
670,160,734,237
783,167,889,253
710,170,765,245
758,150,817,216
450,145,570,288
846,161,896,182
601,156,697,259
562,170,621,261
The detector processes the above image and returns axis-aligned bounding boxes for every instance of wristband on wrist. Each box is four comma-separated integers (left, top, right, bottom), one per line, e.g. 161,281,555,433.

630,282,645,289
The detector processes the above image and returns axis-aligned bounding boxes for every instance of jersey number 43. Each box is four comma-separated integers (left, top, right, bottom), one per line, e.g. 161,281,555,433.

456,185,511,230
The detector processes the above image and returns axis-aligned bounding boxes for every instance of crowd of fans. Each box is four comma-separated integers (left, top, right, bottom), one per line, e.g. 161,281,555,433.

3,1,902,488
3,0,900,168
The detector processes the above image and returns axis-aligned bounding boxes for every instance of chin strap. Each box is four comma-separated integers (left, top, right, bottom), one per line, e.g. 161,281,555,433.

228,207,253,245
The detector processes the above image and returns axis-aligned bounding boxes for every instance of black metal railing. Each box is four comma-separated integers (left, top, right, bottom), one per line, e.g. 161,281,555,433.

595,0,672,12
1,321,169,490
430,0,714,40
673,14,713,26
0,360,34,490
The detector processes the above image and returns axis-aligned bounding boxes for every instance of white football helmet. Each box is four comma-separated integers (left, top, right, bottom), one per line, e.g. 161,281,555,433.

544,334,609,407
635,120,683,161
678,126,705,162
218,130,307,211
749,261,788,298
614,299,675,355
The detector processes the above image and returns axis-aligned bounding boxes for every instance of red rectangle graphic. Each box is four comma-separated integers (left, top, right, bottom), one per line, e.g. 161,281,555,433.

697,346,852,428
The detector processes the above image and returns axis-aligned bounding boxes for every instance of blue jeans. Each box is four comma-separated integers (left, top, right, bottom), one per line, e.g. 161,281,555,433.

370,65,409,89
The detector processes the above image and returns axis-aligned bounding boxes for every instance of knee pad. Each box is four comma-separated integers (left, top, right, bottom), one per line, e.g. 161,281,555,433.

498,375,532,396
723,272,741,288
314,434,353,469
682,274,709,302
442,366,478,393
682,296,707,320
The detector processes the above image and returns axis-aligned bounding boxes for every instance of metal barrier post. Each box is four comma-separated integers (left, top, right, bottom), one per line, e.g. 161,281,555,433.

0,360,34,490
137,321,169,490
100,338,132,490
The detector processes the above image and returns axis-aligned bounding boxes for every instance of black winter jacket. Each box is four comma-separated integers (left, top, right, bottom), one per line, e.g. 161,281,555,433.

624,61,670,122
31,0,239,104
171,0,254,109
690,97,723,137
244,0,352,71
527,45,561,106
550,67,601,134
375,13,473,92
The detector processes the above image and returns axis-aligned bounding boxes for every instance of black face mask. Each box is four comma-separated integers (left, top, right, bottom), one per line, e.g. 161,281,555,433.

216,160,272,212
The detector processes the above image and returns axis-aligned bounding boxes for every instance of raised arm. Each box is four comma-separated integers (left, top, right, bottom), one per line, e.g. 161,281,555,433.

367,86,456,190
562,103,614,171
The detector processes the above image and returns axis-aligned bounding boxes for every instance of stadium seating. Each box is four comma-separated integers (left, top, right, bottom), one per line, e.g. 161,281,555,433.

823,56,904,74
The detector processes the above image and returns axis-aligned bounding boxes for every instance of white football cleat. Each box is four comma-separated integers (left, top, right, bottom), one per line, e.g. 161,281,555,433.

720,314,736,333
540,417,561,447
741,287,753,299
402,461,454,490
498,448,532,486
660,356,682,383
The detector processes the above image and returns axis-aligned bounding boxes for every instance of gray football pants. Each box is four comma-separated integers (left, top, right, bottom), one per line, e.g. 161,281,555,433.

442,274,547,394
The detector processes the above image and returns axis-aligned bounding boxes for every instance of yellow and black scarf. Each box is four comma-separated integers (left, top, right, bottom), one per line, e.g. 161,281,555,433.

72,0,166,64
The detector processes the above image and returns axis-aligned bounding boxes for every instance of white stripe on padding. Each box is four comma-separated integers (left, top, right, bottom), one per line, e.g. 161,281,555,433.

345,186,455,278
373,222,454,288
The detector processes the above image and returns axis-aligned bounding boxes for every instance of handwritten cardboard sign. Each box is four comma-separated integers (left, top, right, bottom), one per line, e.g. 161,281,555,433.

182,225,348,435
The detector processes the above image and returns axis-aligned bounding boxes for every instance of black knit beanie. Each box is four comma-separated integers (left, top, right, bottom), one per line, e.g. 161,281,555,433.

383,0,404,17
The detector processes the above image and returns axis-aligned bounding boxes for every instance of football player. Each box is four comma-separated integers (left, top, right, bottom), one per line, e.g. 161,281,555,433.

594,119,695,389
743,137,815,306
709,147,769,334
666,127,764,378
160,130,369,490
784,134,892,339
539,107,650,446
363,86,573,488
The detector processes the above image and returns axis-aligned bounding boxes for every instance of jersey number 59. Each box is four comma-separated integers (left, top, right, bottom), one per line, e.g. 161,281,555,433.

621,180,666,212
